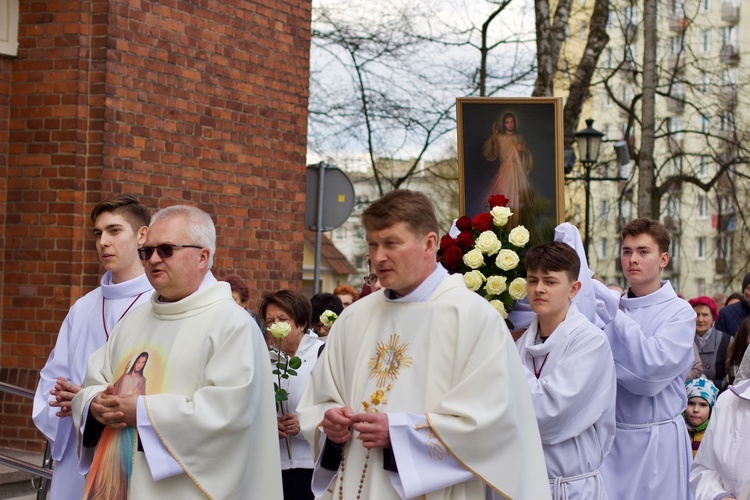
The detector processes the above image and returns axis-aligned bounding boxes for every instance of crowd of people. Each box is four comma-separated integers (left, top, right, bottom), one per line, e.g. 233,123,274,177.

30,190,750,499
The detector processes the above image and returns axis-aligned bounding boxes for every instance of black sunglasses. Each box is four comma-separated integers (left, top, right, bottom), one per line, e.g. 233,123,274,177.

137,244,203,261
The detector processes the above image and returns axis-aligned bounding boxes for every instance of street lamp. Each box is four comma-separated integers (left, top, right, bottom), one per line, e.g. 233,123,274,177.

574,119,603,260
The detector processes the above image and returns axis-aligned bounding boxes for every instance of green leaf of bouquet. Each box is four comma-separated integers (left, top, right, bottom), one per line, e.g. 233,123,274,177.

287,369,298,376
289,357,302,369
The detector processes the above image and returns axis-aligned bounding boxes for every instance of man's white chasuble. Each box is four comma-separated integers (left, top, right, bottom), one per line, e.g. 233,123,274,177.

298,274,549,499
73,282,282,499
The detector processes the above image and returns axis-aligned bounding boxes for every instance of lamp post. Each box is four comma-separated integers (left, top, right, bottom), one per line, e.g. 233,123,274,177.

574,119,603,260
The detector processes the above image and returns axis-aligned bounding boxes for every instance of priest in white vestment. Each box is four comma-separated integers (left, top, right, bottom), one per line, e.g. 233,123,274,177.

597,218,696,500
33,195,153,500
297,190,549,500
516,241,616,500
72,205,282,499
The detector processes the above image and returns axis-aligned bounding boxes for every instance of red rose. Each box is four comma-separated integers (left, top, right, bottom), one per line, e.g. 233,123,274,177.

439,234,455,251
488,194,510,208
441,245,463,270
456,216,472,232
456,231,474,249
472,213,493,232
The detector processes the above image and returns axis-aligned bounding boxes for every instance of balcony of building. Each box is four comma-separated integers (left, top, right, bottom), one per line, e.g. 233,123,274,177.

720,44,740,65
715,257,729,274
666,96,685,113
719,84,738,109
666,53,686,72
667,136,684,154
722,2,740,23
669,15,689,33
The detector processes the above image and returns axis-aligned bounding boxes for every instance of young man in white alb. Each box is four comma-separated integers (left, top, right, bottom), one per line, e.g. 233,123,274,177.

32,195,153,500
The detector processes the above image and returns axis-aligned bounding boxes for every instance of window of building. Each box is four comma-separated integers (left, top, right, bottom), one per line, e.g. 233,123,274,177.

0,0,19,56
600,199,610,220
695,278,706,296
722,26,738,47
700,0,711,12
699,156,709,177
598,238,609,260
717,235,732,260
702,30,711,53
697,195,708,218
697,236,707,259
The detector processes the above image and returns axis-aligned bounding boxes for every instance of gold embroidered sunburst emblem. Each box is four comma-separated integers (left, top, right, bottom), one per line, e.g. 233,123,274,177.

368,333,412,388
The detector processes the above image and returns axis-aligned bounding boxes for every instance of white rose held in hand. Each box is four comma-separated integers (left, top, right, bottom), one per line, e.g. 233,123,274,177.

508,226,530,247
320,310,338,327
475,231,502,256
463,248,485,269
508,277,528,300
495,249,520,271
267,321,292,339
464,270,486,292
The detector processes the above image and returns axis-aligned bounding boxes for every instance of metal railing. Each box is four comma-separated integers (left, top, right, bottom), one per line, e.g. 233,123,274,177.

0,381,53,500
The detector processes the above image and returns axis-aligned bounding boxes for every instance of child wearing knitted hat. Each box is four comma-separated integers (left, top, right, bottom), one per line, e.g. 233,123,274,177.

684,376,719,458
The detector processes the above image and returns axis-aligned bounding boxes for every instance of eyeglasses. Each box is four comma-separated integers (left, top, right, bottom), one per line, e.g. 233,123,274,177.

363,274,378,286
137,244,203,261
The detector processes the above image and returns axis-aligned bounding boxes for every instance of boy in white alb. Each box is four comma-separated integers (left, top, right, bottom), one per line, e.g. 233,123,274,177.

32,195,153,500
599,218,696,499
516,241,616,499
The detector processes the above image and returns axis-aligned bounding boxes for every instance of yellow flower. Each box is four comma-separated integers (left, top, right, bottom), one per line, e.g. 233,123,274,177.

489,299,508,318
267,321,292,339
371,389,386,406
495,249,520,271
509,277,528,300
463,248,485,269
490,206,513,227
508,226,530,247
484,275,507,296
475,230,502,256
464,270,486,292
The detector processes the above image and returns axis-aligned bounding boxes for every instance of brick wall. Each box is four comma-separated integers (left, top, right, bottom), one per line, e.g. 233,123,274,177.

0,0,311,451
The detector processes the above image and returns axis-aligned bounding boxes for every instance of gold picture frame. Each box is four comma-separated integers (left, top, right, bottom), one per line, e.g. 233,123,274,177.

457,97,565,244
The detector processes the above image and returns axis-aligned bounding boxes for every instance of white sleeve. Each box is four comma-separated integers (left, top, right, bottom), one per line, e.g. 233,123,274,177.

136,396,184,480
311,432,338,497
32,314,74,460
388,413,474,499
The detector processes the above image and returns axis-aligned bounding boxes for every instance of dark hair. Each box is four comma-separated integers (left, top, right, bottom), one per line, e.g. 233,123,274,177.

91,194,151,233
128,352,149,375
221,274,249,303
621,218,670,254
311,293,344,324
525,241,580,282
726,292,742,306
726,317,750,383
361,190,439,238
333,284,358,302
258,290,312,332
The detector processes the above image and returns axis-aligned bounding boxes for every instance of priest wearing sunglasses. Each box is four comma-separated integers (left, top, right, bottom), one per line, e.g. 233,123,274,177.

72,205,282,499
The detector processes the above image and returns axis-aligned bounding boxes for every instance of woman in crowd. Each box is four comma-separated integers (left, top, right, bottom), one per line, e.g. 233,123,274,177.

724,316,750,389
689,296,730,389
220,273,263,331
333,284,358,309
259,289,322,500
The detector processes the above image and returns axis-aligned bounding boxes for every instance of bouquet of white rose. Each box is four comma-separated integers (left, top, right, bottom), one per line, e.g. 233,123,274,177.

437,194,530,329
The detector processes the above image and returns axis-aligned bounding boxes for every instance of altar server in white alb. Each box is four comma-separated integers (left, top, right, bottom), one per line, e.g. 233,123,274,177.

32,195,153,500
598,218,696,499
72,205,282,499
516,241,616,499
297,189,550,500
690,378,750,499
